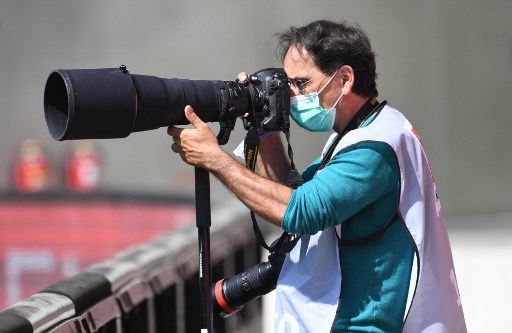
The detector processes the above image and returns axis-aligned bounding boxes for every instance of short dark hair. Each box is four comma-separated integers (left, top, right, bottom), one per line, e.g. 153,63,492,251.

276,19,378,97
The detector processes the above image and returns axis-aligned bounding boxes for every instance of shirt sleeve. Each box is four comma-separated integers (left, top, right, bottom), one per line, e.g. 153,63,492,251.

281,141,399,235
300,156,321,182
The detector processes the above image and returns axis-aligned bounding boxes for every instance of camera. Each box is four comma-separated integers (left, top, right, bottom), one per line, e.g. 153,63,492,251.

212,250,285,318
43,65,290,144
43,65,293,319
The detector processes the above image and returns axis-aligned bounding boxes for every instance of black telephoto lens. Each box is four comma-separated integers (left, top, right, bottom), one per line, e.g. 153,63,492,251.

43,66,249,141
43,66,289,142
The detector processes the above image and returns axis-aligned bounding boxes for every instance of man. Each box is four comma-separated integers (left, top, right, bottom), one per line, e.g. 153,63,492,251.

168,19,466,333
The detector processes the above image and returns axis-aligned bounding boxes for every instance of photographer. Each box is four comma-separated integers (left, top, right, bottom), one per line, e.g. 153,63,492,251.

168,19,466,333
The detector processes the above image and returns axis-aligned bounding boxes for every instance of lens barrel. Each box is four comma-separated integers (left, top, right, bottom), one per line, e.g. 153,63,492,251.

44,68,137,140
43,66,247,141
212,261,278,318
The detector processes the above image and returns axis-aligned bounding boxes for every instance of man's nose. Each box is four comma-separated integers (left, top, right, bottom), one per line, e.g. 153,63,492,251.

289,86,300,97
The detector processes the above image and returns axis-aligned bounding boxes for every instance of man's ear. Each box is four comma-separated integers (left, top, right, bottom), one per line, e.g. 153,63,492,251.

338,65,355,95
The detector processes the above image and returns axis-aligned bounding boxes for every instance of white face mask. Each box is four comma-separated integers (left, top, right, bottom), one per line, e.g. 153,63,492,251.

289,70,344,132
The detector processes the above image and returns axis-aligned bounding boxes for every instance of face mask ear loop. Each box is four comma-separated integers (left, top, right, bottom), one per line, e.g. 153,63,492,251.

330,92,344,110
317,68,339,95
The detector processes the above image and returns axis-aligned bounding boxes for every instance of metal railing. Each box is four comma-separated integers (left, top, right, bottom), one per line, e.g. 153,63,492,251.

0,198,265,333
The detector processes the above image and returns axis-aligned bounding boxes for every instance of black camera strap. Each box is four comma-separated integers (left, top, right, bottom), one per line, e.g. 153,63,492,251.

318,97,384,171
244,127,302,254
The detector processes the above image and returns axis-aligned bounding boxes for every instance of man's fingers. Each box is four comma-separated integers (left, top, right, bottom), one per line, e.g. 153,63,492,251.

184,105,204,128
167,125,182,137
167,104,204,137
237,72,249,83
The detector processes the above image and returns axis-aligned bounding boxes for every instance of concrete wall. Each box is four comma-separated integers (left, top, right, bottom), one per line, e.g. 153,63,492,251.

1,0,511,216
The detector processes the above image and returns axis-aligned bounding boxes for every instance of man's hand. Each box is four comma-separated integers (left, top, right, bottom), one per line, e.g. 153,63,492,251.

168,104,291,227
167,105,223,169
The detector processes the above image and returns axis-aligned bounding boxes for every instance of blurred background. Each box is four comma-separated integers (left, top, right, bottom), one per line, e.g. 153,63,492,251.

0,0,511,331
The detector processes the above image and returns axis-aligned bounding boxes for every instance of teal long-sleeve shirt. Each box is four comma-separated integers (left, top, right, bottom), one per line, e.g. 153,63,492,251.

282,141,400,236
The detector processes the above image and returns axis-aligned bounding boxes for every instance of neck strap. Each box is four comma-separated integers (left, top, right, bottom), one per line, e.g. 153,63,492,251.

345,97,381,132
318,98,385,170
244,127,302,254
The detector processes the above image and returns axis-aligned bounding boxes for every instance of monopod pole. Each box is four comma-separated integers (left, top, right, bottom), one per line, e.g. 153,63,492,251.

194,167,214,332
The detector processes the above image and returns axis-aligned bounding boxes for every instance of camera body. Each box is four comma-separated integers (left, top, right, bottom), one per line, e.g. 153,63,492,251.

213,67,290,144
43,66,290,143
242,68,290,132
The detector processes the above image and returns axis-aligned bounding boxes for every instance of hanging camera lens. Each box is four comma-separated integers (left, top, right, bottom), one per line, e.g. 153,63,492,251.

212,251,285,318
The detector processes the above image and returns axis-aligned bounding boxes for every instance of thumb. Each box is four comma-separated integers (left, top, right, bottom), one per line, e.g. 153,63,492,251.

184,105,204,128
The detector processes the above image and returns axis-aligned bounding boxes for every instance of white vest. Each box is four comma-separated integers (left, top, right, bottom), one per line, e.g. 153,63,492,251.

274,104,466,332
